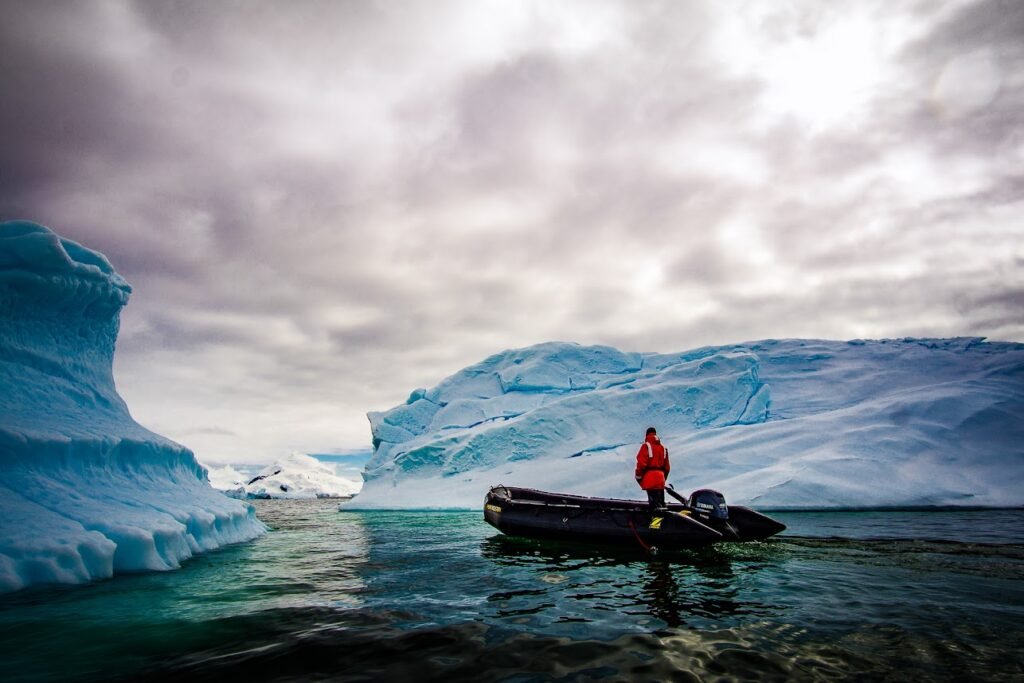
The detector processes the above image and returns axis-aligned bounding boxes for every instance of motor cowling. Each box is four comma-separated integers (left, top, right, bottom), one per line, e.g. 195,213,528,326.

689,489,729,520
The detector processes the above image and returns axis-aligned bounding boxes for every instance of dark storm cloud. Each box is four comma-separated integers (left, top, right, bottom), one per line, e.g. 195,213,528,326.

1,0,1020,462
0,2,258,282
905,0,1024,61
0,4,152,203
894,0,1024,160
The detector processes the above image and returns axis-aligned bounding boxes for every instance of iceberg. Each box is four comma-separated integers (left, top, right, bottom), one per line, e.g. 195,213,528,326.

207,452,361,499
349,338,1024,509
0,221,265,594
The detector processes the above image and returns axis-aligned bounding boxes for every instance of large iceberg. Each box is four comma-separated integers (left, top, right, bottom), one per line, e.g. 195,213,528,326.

0,221,265,593
349,338,1024,509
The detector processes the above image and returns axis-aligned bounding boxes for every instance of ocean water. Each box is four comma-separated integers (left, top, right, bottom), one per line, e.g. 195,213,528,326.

1,501,1022,682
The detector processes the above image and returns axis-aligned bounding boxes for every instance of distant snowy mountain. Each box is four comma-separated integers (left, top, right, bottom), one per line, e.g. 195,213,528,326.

0,221,265,593
207,452,361,499
347,338,1024,509
204,463,254,495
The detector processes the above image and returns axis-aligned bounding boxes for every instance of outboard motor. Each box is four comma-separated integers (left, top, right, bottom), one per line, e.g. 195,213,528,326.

689,489,729,521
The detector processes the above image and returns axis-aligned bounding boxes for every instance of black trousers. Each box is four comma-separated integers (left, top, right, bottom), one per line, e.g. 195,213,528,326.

646,488,665,509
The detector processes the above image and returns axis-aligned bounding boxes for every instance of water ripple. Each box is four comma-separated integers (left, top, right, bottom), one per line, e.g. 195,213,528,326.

0,501,1021,681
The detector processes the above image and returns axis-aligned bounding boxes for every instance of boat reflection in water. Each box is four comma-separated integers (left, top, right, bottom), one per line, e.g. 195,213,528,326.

480,533,782,630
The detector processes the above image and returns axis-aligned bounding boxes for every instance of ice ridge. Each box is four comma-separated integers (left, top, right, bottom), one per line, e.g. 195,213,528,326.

0,221,266,593
348,338,1024,509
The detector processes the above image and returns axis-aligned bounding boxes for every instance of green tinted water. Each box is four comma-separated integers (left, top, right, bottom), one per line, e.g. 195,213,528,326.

1,501,1022,681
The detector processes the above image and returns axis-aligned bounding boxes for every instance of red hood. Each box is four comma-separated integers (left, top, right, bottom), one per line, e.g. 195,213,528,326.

645,434,660,445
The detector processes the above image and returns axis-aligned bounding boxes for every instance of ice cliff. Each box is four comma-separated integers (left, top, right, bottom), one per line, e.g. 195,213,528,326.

349,338,1024,509
0,221,265,593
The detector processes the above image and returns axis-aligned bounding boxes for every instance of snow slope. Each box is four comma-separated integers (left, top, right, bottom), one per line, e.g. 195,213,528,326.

348,338,1024,509
207,452,361,499
0,221,265,593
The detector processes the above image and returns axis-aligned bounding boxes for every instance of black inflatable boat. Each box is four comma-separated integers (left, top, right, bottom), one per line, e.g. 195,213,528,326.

484,485,785,551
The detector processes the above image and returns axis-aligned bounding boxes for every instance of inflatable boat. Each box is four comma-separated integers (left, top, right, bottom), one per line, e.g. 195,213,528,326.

483,485,786,551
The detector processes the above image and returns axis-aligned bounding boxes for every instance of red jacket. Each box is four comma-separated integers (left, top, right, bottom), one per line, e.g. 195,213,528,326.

635,434,670,490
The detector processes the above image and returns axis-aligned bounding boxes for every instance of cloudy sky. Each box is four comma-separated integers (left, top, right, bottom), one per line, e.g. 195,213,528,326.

2,0,1022,464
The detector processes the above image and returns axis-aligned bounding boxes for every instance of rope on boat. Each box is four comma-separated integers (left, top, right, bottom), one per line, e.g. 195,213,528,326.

606,508,651,529
627,519,652,553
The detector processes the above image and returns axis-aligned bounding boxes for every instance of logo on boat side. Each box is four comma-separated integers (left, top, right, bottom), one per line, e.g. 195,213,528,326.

485,504,502,514
649,517,663,530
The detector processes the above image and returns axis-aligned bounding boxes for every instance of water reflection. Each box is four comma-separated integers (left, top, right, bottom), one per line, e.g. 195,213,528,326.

480,535,771,629
2,506,1018,682
249,500,372,609
640,561,684,626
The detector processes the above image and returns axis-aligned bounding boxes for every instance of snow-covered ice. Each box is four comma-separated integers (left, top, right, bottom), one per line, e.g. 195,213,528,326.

347,338,1024,509
204,463,252,497
207,452,361,499
0,221,266,593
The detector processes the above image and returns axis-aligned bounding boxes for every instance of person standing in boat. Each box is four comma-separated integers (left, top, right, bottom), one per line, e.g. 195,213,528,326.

635,426,671,510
